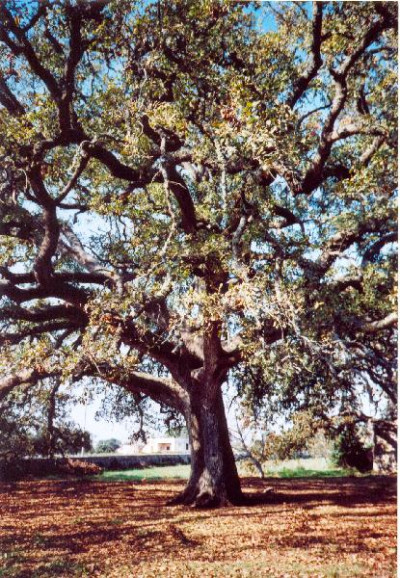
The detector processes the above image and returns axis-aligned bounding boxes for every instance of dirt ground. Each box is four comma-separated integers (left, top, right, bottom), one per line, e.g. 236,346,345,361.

0,476,396,577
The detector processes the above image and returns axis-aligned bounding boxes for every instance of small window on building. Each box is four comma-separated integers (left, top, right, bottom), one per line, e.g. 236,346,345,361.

186,443,189,450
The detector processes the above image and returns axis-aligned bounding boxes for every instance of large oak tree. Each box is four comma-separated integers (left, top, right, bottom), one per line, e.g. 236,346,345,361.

0,0,397,506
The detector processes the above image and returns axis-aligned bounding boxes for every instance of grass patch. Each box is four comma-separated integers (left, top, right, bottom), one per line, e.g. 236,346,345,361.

95,459,354,482
96,463,191,482
274,466,353,478
238,457,356,479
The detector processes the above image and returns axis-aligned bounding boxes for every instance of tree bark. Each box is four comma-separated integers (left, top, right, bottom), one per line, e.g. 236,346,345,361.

171,388,243,507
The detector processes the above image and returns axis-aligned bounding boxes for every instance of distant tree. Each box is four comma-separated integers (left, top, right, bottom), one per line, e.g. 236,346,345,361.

306,429,334,461
165,425,188,438
27,377,93,458
0,1,396,506
332,420,373,473
0,411,33,461
232,414,267,479
95,438,121,454
0,382,92,460
32,424,93,457
233,409,331,477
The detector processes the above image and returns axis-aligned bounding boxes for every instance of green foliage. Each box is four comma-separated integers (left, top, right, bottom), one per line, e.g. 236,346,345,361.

0,381,92,460
0,412,33,460
164,425,188,439
0,0,396,491
332,424,373,473
263,411,319,461
274,466,352,479
95,438,121,454
235,409,335,479
31,426,92,457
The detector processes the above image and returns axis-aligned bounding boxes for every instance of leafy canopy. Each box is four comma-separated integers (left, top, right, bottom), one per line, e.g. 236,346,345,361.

0,1,397,429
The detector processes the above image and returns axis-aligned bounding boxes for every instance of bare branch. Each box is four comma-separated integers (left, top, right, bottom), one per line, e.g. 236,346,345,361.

0,303,86,324
0,320,83,346
358,312,397,334
301,12,395,195
0,5,61,99
0,278,88,307
362,232,398,265
112,370,189,415
359,136,385,167
0,368,52,401
289,2,324,108
56,151,90,203
27,167,60,286
0,73,25,116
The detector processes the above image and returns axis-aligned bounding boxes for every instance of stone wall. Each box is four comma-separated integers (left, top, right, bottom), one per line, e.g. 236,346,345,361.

65,453,191,470
0,453,191,481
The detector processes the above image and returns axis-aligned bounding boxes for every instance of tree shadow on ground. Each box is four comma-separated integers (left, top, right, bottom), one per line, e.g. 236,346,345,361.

241,475,396,508
0,475,396,575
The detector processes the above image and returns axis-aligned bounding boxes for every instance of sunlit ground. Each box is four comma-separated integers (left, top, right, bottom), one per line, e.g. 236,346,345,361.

0,474,396,577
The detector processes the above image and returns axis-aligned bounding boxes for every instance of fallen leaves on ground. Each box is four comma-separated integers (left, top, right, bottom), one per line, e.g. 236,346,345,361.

0,476,396,577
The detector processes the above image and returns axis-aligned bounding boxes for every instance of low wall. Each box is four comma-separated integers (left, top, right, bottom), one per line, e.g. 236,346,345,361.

0,453,191,480
65,453,191,470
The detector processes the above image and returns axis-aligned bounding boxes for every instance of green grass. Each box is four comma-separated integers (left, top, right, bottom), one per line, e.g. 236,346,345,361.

275,466,352,478
93,458,353,483
238,456,356,479
95,463,191,482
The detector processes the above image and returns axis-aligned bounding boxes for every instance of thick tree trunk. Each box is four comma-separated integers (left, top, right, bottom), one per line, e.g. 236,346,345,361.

172,389,243,507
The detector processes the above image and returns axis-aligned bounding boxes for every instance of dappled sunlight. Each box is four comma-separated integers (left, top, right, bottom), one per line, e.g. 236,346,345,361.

0,476,396,577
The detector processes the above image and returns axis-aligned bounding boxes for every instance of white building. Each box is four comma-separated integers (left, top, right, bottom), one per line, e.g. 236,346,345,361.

116,437,190,455
116,441,145,455
143,436,190,454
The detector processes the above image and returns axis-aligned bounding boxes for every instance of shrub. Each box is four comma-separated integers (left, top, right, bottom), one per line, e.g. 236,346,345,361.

95,439,121,454
0,458,102,481
332,426,373,473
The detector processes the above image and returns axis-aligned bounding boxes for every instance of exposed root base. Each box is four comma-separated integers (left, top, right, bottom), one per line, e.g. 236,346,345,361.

168,488,244,508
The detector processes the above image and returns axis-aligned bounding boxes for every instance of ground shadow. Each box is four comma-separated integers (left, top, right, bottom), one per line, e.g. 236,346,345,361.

241,475,396,508
0,475,396,575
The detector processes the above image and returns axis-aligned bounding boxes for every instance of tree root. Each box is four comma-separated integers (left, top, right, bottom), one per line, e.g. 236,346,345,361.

167,485,244,508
